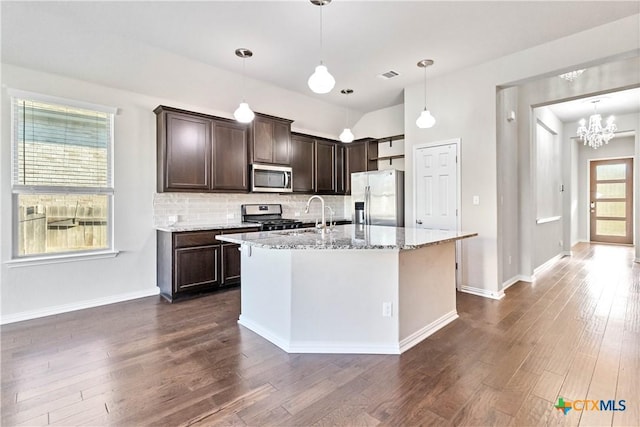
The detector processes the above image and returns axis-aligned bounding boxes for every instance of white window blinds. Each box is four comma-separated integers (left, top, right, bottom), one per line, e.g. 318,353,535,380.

12,97,114,190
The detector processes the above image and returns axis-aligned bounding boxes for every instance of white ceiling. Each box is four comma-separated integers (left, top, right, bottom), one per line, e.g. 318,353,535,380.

2,1,639,113
545,87,640,122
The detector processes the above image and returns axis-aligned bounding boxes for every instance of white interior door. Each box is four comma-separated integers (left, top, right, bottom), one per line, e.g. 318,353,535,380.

415,143,458,230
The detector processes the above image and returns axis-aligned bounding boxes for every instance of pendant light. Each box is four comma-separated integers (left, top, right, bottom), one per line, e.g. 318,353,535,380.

307,0,335,94
339,89,355,143
234,48,255,123
416,59,436,129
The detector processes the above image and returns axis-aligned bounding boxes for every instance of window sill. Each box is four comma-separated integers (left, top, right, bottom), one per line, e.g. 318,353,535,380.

536,216,562,225
5,250,120,268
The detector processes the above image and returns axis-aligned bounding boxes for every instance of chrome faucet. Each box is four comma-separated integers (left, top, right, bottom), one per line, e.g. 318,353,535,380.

325,205,335,230
304,195,326,233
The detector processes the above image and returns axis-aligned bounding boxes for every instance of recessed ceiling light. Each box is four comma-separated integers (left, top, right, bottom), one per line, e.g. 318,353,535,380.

377,70,399,80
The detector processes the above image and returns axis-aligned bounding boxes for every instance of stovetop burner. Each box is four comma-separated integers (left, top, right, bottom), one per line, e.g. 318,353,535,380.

242,204,302,231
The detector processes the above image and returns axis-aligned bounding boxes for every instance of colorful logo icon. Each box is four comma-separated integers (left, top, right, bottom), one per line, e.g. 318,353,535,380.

553,397,626,415
555,397,572,415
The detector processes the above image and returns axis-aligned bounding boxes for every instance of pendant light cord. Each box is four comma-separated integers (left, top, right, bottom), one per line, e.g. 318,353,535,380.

241,57,246,102
319,5,324,64
423,65,427,110
345,94,349,128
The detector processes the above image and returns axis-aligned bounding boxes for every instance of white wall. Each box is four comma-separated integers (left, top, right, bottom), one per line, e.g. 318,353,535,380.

532,107,564,270
516,59,640,277
0,63,349,323
404,14,640,295
1,66,158,322
496,86,519,287
352,104,404,139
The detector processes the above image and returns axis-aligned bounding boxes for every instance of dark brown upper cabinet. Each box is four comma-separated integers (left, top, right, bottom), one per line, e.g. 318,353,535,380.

249,113,293,166
345,139,378,194
315,139,336,194
157,110,212,192
212,121,248,191
290,133,316,193
155,106,249,193
335,144,346,195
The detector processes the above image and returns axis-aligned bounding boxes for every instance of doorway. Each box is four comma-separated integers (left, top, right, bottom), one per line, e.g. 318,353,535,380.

414,141,459,230
589,157,634,244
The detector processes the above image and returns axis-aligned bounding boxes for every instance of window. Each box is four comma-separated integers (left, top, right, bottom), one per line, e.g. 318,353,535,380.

11,90,116,258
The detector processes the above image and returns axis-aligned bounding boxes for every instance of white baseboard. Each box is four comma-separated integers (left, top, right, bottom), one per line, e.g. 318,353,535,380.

399,310,459,353
0,287,160,325
459,285,505,300
501,274,533,291
238,316,292,352
239,316,401,354
562,251,572,257
533,253,564,275
240,312,460,355
288,341,401,355
635,258,640,264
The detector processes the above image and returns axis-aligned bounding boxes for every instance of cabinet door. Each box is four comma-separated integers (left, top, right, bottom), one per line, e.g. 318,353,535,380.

335,145,345,194
273,121,291,165
221,243,241,287
347,143,367,174
290,135,315,193
174,245,220,292
165,113,211,191
212,121,248,191
346,142,376,194
252,117,274,164
315,141,335,193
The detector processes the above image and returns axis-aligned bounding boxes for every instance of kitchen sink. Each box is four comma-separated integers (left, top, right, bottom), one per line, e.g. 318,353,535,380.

274,228,320,236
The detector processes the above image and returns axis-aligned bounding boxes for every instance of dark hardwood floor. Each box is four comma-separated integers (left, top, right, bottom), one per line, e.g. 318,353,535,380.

2,242,638,426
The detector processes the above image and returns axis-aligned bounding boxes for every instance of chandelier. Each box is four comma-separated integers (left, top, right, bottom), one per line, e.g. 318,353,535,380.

577,100,616,149
558,69,585,82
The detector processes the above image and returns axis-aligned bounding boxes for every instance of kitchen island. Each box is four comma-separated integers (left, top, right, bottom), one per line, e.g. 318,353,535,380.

217,225,477,354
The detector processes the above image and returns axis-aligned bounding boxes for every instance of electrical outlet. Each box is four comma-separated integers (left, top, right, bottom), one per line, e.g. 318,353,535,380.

226,213,235,219
473,196,480,205
294,212,301,217
382,302,392,317
508,255,512,265
559,240,563,247
168,215,178,224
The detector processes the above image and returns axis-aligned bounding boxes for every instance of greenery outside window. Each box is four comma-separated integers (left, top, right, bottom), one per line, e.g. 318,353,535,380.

10,90,116,258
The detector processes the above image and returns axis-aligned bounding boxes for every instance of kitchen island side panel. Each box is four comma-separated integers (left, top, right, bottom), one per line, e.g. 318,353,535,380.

238,246,293,347
398,241,458,345
289,249,399,351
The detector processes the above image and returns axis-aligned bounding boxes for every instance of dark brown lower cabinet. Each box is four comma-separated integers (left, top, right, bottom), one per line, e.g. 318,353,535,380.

157,227,255,302
174,245,220,292
221,243,241,287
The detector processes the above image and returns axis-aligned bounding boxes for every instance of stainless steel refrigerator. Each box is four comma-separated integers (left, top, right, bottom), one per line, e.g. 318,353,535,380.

351,169,404,227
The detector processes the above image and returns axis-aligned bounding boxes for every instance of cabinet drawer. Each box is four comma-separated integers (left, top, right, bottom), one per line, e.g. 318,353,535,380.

174,231,220,248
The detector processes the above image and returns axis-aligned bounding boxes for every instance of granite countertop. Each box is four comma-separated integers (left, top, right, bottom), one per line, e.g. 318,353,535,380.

155,222,261,232
216,224,477,250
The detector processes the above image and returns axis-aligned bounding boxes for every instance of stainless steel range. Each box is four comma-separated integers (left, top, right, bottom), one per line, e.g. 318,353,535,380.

241,204,302,231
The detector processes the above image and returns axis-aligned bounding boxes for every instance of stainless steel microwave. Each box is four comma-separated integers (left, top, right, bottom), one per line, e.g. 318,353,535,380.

251,164,293,193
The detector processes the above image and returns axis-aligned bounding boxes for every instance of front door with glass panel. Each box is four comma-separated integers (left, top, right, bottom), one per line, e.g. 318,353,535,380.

590,158,633,244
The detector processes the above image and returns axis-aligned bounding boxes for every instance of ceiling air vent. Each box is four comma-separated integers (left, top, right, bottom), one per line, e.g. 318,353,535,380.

378,70,399,80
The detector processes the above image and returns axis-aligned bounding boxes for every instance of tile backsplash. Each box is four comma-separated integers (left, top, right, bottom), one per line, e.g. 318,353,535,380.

154,193,351,227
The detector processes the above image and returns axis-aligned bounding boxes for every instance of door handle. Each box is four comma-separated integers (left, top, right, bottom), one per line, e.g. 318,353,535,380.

416,219,423,225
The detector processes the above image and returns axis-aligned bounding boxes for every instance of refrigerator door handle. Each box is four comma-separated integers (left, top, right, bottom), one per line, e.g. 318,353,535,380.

365,186,370,225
